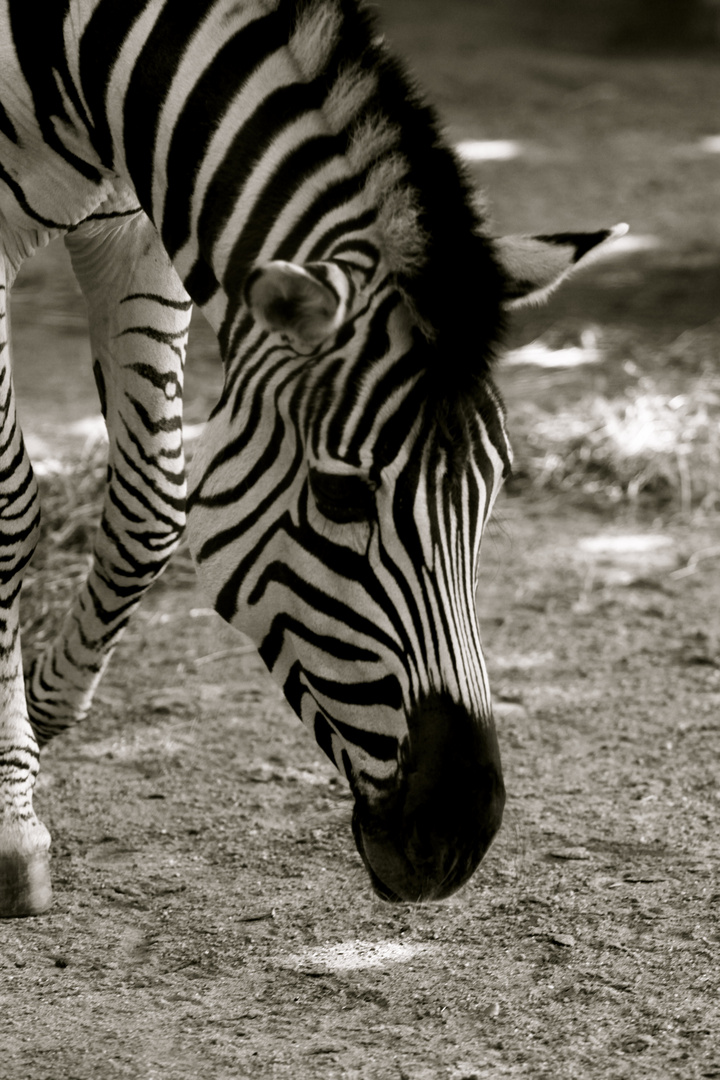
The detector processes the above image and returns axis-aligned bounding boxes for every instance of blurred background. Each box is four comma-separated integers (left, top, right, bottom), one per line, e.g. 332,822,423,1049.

379,0,720,517
10,0,720,526
8,11,718,1069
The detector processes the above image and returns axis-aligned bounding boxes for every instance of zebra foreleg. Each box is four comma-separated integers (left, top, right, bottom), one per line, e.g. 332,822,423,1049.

0,257,50,916
25,209,191,744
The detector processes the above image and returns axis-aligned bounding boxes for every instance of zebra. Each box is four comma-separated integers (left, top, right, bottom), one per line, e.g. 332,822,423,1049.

0,0,625,915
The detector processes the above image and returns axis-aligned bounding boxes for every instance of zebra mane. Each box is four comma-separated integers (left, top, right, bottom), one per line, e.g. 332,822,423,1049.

288,0,505,380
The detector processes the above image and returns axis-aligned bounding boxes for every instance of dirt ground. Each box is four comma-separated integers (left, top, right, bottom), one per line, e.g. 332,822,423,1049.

2,3,719,1078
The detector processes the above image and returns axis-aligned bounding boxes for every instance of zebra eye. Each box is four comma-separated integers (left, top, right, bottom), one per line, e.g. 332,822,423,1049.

308,468,376,524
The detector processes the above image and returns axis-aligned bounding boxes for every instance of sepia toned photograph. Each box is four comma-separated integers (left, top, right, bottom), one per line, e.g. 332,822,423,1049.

1,2,718,1077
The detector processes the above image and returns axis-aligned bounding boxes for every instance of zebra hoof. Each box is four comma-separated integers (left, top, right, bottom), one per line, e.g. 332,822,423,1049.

0,850,52,917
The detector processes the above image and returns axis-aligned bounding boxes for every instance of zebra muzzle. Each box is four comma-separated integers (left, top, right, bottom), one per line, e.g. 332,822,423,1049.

349,693,505,902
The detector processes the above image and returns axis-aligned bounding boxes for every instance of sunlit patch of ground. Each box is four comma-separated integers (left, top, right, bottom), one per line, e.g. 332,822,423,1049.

600,233,660,255
506,330,602,368
289,939,434,972
455,138,522,161
575,532,677,586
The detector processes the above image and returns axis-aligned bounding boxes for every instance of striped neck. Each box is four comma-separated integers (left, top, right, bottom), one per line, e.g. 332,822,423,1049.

63,0,504,386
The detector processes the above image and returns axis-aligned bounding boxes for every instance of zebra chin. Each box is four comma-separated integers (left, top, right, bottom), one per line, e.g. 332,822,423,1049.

348,692,505,903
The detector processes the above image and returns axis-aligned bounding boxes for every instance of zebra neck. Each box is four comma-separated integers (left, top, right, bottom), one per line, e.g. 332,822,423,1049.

61,0,501,386
110,1,384,345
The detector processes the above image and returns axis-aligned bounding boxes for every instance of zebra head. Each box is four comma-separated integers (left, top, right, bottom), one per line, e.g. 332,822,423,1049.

188,225,623,902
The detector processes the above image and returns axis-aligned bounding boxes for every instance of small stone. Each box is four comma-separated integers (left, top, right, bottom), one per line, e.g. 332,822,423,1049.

548,847,592,861
621,1033,656,1053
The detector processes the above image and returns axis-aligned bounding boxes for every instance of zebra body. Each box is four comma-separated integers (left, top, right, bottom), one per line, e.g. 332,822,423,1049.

0,0,622,914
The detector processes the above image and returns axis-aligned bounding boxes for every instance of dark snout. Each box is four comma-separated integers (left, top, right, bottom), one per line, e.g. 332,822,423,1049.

351,692,505,902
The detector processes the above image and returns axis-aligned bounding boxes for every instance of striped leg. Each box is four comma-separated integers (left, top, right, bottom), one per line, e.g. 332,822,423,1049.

0,260,49,916
26,208,191,744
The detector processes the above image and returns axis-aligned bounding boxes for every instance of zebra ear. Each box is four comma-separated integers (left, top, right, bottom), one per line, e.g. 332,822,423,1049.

494,224,628,309
245,260,349,350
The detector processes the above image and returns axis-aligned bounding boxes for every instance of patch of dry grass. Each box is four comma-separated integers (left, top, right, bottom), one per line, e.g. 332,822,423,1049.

21,441,105,646
21,439,195,647
509,329,720,517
